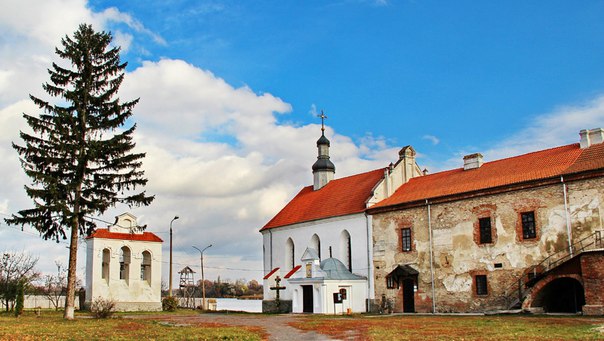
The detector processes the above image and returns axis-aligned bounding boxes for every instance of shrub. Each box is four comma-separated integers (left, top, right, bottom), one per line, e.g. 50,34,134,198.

162,296,178,312
14,281,24,317
90,297,116,318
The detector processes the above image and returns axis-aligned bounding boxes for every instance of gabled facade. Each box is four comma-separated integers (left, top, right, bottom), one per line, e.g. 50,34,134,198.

85,213,163,311
260,128,422,313
368,128,604,315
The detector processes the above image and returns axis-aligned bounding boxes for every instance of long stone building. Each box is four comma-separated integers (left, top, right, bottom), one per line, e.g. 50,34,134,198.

261,127,604,315
368,128,604,314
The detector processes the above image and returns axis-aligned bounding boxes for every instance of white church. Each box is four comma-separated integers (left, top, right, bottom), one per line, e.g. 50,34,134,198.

260,117,422,313
85,213,163,311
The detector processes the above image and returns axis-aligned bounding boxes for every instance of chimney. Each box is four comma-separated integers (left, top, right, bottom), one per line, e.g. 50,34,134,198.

422,168,429,176
463,153,483,170
580,128,604,149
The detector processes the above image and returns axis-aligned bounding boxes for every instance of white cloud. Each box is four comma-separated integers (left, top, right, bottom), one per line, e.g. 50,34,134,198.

484,94,604,161
427,94,604,172
422,134,440,145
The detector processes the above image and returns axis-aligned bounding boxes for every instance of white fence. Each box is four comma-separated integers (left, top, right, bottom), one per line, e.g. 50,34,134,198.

19,295,81,310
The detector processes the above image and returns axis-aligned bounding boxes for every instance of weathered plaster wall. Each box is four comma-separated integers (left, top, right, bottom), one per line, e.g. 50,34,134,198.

373,176,604,313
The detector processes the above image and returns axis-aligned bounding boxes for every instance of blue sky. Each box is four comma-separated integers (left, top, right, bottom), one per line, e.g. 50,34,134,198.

1,0,604,283
92,1,604,160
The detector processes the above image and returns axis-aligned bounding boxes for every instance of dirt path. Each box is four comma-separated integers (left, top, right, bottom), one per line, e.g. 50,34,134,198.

127,313,340,341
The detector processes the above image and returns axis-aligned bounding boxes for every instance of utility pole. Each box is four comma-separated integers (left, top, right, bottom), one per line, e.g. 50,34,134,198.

193,244,212,310
169,216,179,297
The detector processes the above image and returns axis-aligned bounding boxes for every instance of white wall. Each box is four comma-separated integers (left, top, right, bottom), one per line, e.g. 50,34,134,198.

262,212,372,302
85,237,162,311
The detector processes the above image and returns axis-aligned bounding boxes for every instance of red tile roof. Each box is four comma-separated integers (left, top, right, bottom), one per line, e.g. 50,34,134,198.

261,168,386,230
263,267,280,280
284,265,301,279
371,143,604,210
87,228,163,242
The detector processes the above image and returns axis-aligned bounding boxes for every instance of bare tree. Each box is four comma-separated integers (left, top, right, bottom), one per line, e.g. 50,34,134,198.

0,251,39,311
43,262,67,311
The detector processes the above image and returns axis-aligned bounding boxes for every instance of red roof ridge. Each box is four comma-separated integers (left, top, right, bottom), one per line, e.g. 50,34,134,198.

263,267,280,280
261,167,386,230
87,228,163,243
284,265,301,279
370,142,590,210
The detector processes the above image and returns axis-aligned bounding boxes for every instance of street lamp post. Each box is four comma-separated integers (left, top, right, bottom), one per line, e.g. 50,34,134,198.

193,244,212,310
169,216,179,297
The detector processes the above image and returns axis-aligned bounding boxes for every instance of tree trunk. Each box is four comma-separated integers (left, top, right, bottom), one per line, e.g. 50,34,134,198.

63,210,80,319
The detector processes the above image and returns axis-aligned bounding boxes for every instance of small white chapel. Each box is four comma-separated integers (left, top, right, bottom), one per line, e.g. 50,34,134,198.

85,212,163,311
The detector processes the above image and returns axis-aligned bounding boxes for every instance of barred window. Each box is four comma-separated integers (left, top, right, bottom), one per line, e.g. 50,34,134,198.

479,217,492,244
521,212,536,239
401,228,412,252
475,275,488,295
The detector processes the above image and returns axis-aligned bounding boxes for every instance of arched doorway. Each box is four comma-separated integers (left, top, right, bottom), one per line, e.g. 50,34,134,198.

532,277,585,313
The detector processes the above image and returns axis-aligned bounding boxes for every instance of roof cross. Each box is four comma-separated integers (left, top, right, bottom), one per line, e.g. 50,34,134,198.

318,110,327,134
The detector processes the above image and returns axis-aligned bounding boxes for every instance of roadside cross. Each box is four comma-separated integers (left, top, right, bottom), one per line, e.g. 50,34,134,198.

270,276,287,307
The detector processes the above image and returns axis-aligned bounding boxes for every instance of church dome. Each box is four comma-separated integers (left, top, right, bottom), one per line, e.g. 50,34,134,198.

312,158,335,172
319,258,365,280
317,134,330,146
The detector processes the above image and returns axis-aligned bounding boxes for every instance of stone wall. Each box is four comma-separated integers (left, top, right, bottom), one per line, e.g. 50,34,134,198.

262,300,292,313
372,176,604,313
580,251,604,315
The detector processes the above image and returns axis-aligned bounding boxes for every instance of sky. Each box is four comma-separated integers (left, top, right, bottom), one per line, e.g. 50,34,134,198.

1,0,604,286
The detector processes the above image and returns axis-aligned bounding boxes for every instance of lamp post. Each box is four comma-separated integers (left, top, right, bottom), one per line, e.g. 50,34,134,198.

193,244,212,310
169,216,179,297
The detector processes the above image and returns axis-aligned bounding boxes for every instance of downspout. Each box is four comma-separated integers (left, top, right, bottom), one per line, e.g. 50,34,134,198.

426,199,436,313
365,213,374,312
269,229,273,269
561,176,573,257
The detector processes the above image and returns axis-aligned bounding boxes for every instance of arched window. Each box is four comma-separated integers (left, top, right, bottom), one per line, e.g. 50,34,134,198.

119,246,131,281
141,251,151,283
285,238,295,269
340,230,352,272
310,234,321,260
101,248,110,282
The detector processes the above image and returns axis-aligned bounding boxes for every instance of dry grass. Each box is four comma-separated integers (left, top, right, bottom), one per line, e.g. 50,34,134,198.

0,310,264,341
291,314,604,340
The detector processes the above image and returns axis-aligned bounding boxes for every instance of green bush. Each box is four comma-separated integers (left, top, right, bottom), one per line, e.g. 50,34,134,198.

90,297,116,318
162,296,178,312
14,281,24,317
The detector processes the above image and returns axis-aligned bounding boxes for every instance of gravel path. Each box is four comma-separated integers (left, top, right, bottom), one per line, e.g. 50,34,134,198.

127,313,340,341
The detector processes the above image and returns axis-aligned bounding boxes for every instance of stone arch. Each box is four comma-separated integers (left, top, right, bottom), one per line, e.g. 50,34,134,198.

310,234,321,260
119,246,131,282
340,230,352,272
285,238,295,269
523,274,585,313
141,250,152,283
101,248,111,282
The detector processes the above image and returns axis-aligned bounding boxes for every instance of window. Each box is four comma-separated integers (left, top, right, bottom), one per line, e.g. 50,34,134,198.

101,248,110,281
340,230,352,272
119,246,130,281
521,212,536,239
310,234,321,260
475,275,488,295
401,228,412,251
386,276,398,289
140,251,151,282
479,217,492,244
285,238,295,269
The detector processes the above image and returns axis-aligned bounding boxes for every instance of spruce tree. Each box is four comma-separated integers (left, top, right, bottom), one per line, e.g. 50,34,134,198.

5,24,154,319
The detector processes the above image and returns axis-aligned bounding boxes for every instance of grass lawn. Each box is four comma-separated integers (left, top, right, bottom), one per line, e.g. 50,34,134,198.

0,310,264,341
291,314,604,340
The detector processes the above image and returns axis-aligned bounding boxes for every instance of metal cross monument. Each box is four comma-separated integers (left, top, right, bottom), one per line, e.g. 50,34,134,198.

270,276,287,307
